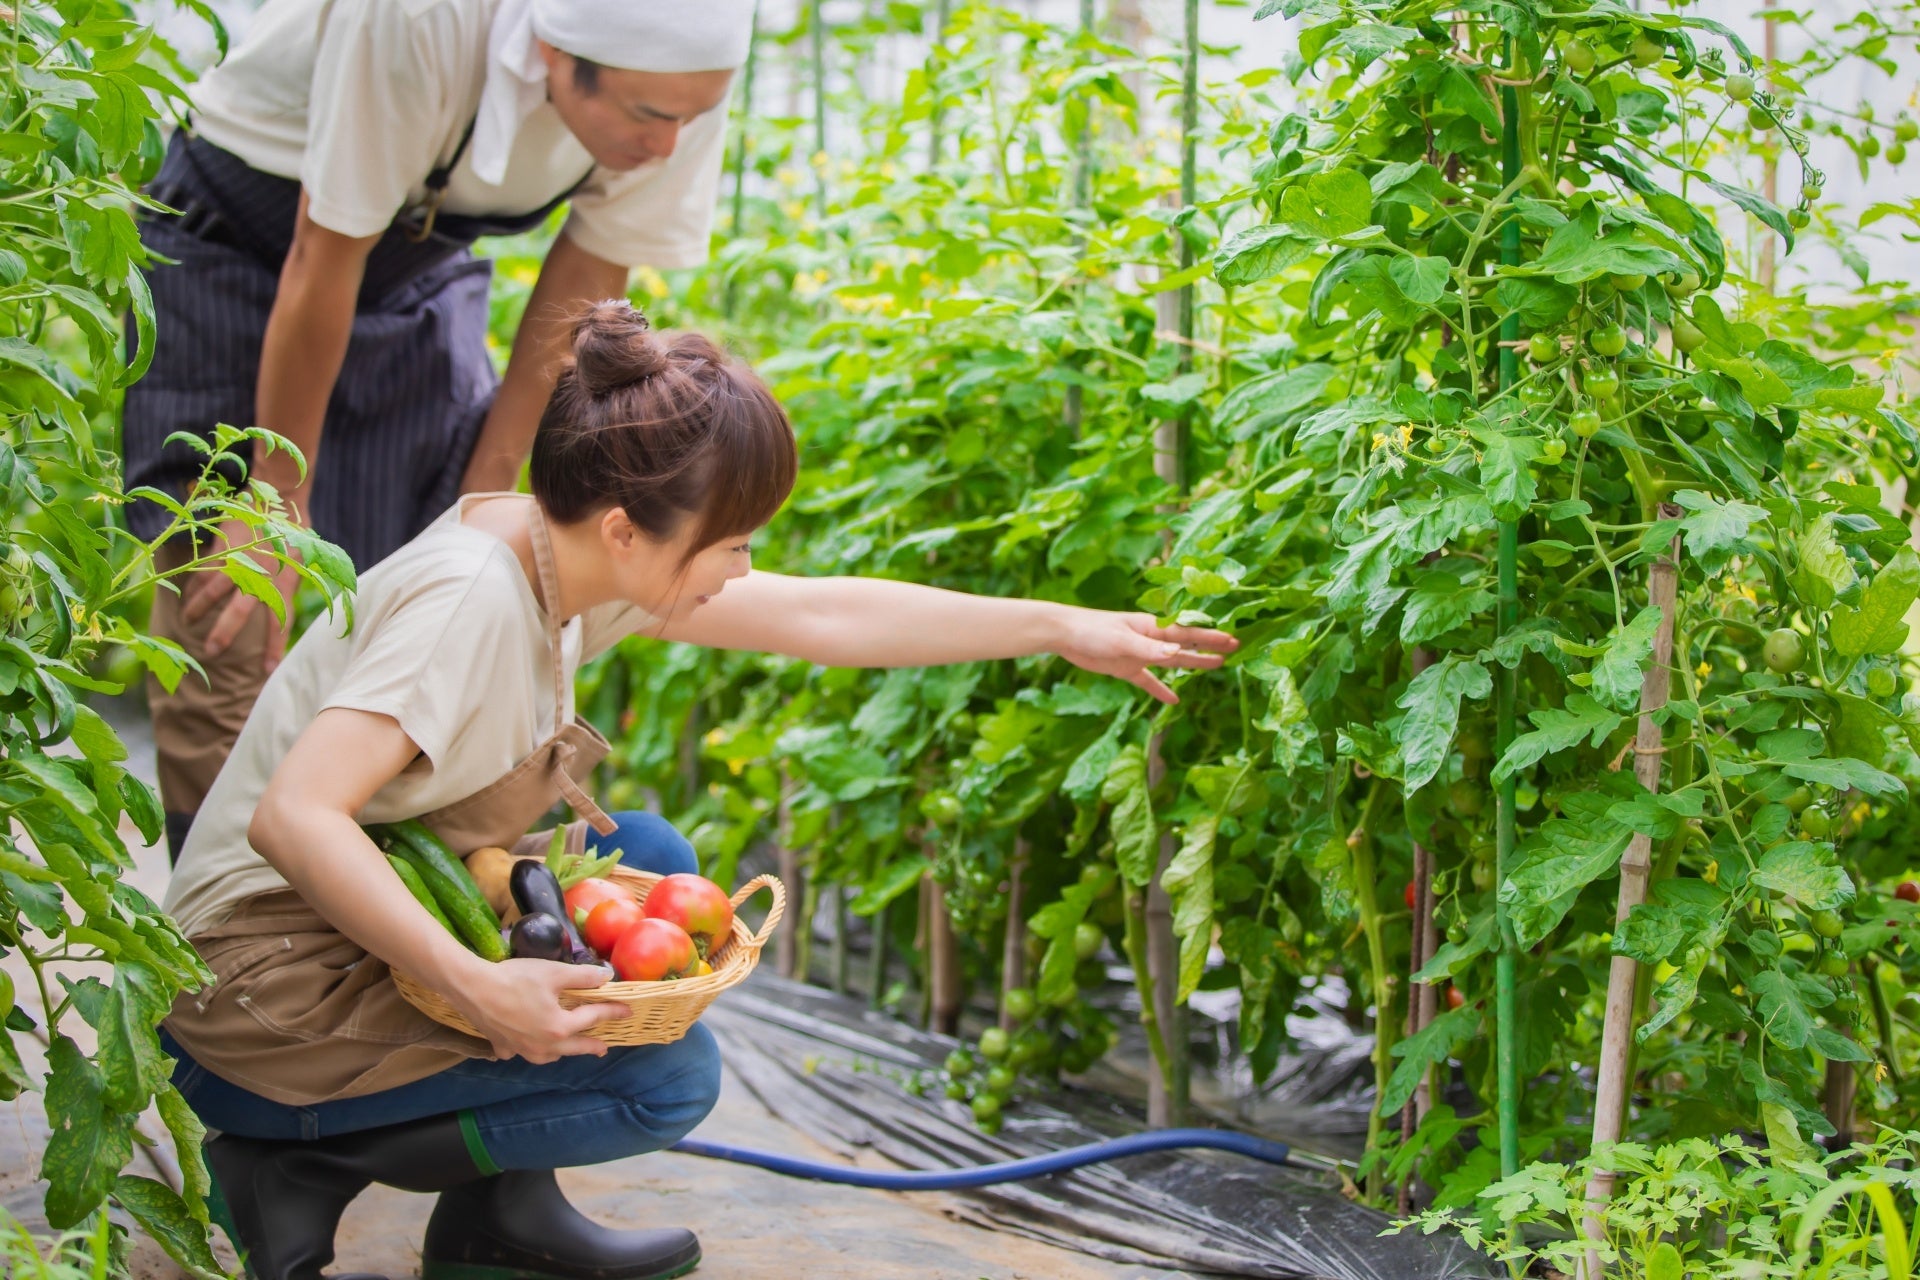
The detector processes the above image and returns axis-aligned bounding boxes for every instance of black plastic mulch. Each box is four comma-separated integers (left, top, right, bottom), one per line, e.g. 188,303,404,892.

703,973,1499,1280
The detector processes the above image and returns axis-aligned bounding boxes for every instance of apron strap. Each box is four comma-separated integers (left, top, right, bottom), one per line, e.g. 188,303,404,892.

526,505,616,837
525,504,569,740
405,119,478,244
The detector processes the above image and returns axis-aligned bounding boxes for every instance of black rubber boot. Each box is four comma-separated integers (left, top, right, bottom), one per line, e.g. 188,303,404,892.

205,1113,485,1280
421,1168,701,1280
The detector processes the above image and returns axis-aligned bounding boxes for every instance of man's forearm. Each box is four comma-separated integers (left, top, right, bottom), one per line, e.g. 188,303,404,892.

461,231,630,494
251,213,370,513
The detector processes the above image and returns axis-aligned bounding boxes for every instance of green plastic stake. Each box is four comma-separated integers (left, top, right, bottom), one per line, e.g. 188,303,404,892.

1494,41,1523,1184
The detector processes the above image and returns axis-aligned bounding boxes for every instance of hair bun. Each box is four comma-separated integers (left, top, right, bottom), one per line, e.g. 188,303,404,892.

570,300,668,396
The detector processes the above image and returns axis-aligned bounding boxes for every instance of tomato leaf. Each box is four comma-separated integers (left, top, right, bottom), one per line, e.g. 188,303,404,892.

1394,656,1492,791
1752,842,1856,910
1101,745,1158,887
1492,696,1624,785
1831,546,1920,657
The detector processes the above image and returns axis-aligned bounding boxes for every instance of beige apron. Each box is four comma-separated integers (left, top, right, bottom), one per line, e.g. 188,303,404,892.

164,506,622,1106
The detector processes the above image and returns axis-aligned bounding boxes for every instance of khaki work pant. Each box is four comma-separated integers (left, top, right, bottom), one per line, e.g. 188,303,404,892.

146,539,274,860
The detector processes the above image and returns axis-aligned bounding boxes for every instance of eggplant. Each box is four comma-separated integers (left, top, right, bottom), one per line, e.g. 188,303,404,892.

508,912,568,961
509,860,592,962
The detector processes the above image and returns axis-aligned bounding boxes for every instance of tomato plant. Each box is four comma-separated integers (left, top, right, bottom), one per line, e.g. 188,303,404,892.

486,0,1920,1222
2,0,356,1262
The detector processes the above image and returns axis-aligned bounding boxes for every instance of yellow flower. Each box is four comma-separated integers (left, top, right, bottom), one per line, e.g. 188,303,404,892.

1696,660,1712,679
1397,424,1414,448
633,266,669,300
727,758,747,777
703,727,726,746
1372,432,1390,451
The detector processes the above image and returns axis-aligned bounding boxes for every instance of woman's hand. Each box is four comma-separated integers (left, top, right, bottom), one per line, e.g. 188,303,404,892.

448,957,632,1063
1055,610,1237,704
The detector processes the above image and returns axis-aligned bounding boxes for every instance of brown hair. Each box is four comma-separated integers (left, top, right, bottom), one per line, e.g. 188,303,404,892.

530,301,796,563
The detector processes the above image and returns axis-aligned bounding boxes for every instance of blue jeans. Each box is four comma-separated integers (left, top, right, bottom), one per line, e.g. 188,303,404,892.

164,811,721,1171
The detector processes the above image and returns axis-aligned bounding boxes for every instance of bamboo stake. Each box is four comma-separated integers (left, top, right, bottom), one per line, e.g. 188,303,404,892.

926,0,953,169
1400,648,1439,1214
930,879,962,1035
831,884,849,995
1141,0,1202,1137
810,0,829,221
1063,0,1095,438
775,781,800,979
917,874,934,1027
1758,0,1779,294
727,16,758,237
1000,837,1029,1032
869,898,892,1009
1578,504,1683,1280
722,14,758,319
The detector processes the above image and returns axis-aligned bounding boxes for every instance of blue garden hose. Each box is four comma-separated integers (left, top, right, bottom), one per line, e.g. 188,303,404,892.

668,1127,1293,1190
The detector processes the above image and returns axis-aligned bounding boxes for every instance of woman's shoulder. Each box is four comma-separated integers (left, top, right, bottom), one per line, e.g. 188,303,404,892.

352,524,537,630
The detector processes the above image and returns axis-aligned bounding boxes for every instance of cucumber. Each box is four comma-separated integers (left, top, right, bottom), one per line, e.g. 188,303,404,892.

380,820,508,961
387,853,459,938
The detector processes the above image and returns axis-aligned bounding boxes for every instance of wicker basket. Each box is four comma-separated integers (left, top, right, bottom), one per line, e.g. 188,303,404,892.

393,871,785,1046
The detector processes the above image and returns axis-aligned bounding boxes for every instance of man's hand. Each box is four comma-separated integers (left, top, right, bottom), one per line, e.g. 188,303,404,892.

1055,610,1237,705
181,515,303,673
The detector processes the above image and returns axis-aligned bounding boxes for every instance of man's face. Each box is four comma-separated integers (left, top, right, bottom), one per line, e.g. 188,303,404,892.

537,44,733,171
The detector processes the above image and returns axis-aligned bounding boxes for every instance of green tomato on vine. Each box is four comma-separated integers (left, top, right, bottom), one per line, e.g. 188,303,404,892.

1664,271,1700,298
1726,72,1755,102
1528,332,1560,364
1630,33,1664,67
1590,323,1628,357
1800,808,1833,840
1563,38,1596,76
1671,316,1706,354
1581,365,1621,401
1570,408,1603,439
1763,628,1807,674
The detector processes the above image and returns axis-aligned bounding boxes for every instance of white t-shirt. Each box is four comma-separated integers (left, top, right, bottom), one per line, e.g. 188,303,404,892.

187,0,729,268
162,497,654,940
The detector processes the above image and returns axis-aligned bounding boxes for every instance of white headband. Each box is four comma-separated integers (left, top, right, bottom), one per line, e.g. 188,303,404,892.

530,0,756,72
471,0,755,186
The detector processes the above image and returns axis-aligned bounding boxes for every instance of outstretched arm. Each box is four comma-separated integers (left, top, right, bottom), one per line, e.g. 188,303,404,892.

652,571,1235,704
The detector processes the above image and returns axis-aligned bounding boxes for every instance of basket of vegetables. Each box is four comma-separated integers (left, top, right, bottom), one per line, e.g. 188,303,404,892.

370,820,784,1046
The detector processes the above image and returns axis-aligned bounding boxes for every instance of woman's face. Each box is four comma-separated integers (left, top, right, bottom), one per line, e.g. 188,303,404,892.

606,510,754,622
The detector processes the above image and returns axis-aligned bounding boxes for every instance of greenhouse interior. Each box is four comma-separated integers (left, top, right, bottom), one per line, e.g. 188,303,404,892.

5,0,1920,1276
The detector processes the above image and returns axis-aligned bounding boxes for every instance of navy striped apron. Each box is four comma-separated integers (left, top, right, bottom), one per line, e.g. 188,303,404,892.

121,123,592,572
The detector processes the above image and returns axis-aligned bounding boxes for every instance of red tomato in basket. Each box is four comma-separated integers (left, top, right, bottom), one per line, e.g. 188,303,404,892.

581,898,646,957
564,877,627,930
610,918,699,982
642,874,735,959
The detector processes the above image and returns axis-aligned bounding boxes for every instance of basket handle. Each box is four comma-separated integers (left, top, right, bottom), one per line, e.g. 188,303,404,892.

731,874,787,948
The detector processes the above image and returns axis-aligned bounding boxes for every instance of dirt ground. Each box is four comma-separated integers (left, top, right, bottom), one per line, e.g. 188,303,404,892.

2,703,1190,1279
